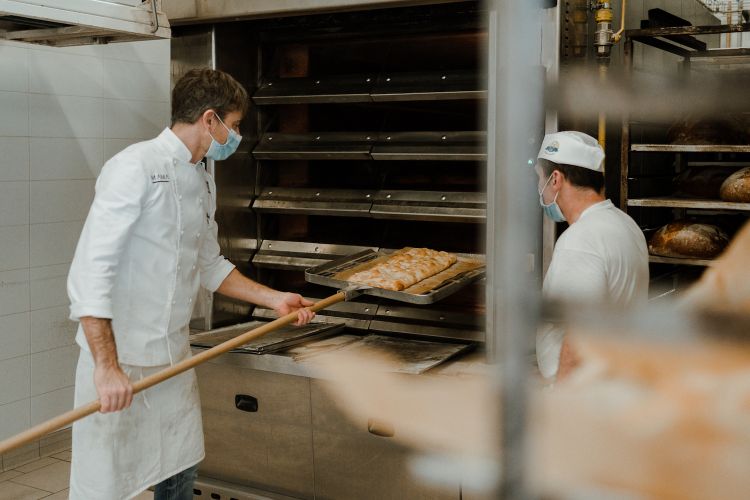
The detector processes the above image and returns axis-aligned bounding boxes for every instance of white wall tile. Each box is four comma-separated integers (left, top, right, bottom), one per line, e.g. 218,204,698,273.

0,137,30,181
0,399,31,441
0,355,30,405
0,225,29,272
102,99,169,139
0,43,28,92
0,181,30,227
103,138,142,164
30,180,95,224
0,92,29,137
30,221,84,267
103,59,170,101
30,264,71,312
1,32,172,428
31,306,77,354
29,94,103,139
31,345,78,396
0,312,30,361
30,138,102,181
97,39,170,65
28,49,103,98
0,269,30,316
31,386,74,426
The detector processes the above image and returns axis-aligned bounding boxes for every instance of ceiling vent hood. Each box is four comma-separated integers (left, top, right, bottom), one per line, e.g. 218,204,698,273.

0,0,170,47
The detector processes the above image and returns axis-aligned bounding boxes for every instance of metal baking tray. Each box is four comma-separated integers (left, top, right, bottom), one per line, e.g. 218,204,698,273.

189,321,344,355
305,249,486,305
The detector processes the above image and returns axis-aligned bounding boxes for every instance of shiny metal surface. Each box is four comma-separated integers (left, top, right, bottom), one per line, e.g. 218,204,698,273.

163,0,460,24
370,190,487,223
194,476,299,500
197,363,315,499
253,133,375,160
254,74,374,104
252,240,377,270
371,70,487,102
0,0,170,46
252,299,376,331
252,187,375,217
370,131,487,161
311,379,459,500
252,71,486,105
336,334,471,374
190,321,344,354
485,1,549,497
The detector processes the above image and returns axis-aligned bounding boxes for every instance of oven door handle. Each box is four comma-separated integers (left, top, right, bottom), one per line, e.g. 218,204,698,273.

367,418,395,438
235,394,259,413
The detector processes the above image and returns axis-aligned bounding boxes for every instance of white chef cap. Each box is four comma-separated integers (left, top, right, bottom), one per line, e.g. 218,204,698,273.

536,131,605,172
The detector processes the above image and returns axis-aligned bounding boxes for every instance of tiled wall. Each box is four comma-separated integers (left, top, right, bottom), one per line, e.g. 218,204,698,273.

0,38,170,454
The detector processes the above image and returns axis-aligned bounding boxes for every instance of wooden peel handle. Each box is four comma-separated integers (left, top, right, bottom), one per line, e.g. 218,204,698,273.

0,292,345,456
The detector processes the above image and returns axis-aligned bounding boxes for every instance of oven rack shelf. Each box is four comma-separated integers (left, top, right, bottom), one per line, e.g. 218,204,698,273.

370,190,486,222
253,70,486,105
252,131,487,161
631,144,750,153
627,197,750,211
253,133,374,160
252,188,376,217
251,187,487,222
250,239,486,271
252,241,376,270
252,295,483,343
648,255,713,267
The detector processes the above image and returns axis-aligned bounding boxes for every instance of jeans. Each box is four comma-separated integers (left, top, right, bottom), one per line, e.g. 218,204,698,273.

154,464,199,500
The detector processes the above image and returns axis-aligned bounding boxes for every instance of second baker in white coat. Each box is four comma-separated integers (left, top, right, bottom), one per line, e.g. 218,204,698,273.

534,131,649,380
67,69,315,499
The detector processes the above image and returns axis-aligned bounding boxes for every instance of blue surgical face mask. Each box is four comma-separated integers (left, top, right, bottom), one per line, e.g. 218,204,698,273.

538,173,566,222
206,112,242,161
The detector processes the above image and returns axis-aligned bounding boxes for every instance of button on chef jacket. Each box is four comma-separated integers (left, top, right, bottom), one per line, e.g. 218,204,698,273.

67,128,235,366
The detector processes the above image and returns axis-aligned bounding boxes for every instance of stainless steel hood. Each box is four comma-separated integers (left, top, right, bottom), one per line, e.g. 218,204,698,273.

163,0,460,24
0,0,170,46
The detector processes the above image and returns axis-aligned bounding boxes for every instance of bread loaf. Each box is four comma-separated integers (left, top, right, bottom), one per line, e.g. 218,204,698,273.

667,118,746,145
675,167,733,199
648,221,729,259
719,167,750,203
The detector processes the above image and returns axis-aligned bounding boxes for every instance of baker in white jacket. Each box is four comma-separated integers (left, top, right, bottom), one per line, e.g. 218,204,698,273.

534,131,649,380
66,69,315,499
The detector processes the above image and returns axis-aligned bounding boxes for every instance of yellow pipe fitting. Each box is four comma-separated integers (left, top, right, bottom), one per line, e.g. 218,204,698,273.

595,8,613,23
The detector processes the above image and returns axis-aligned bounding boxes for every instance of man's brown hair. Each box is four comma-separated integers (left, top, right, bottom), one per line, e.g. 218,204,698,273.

538,158,604,193
171,68,248,125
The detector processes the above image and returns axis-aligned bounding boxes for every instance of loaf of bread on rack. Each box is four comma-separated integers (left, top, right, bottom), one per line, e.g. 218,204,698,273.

348,248,458,291
667,117,747,145
648,220,729,259
719,167,750,203
675,166,734,199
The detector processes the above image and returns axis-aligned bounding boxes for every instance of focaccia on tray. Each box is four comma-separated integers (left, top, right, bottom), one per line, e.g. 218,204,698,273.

347,248,458,291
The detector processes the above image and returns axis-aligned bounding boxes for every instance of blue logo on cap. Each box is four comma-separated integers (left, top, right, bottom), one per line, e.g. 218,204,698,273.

545,141,559,154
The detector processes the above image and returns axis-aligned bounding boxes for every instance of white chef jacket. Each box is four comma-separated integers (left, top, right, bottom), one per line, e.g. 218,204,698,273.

67,128,235,366
67,128,234,499
537,200,649,378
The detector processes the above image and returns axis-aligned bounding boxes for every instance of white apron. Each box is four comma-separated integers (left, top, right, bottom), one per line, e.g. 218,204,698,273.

69,348,204,500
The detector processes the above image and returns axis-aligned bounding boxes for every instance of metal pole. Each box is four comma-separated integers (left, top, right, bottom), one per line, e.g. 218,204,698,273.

486,0,546,498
